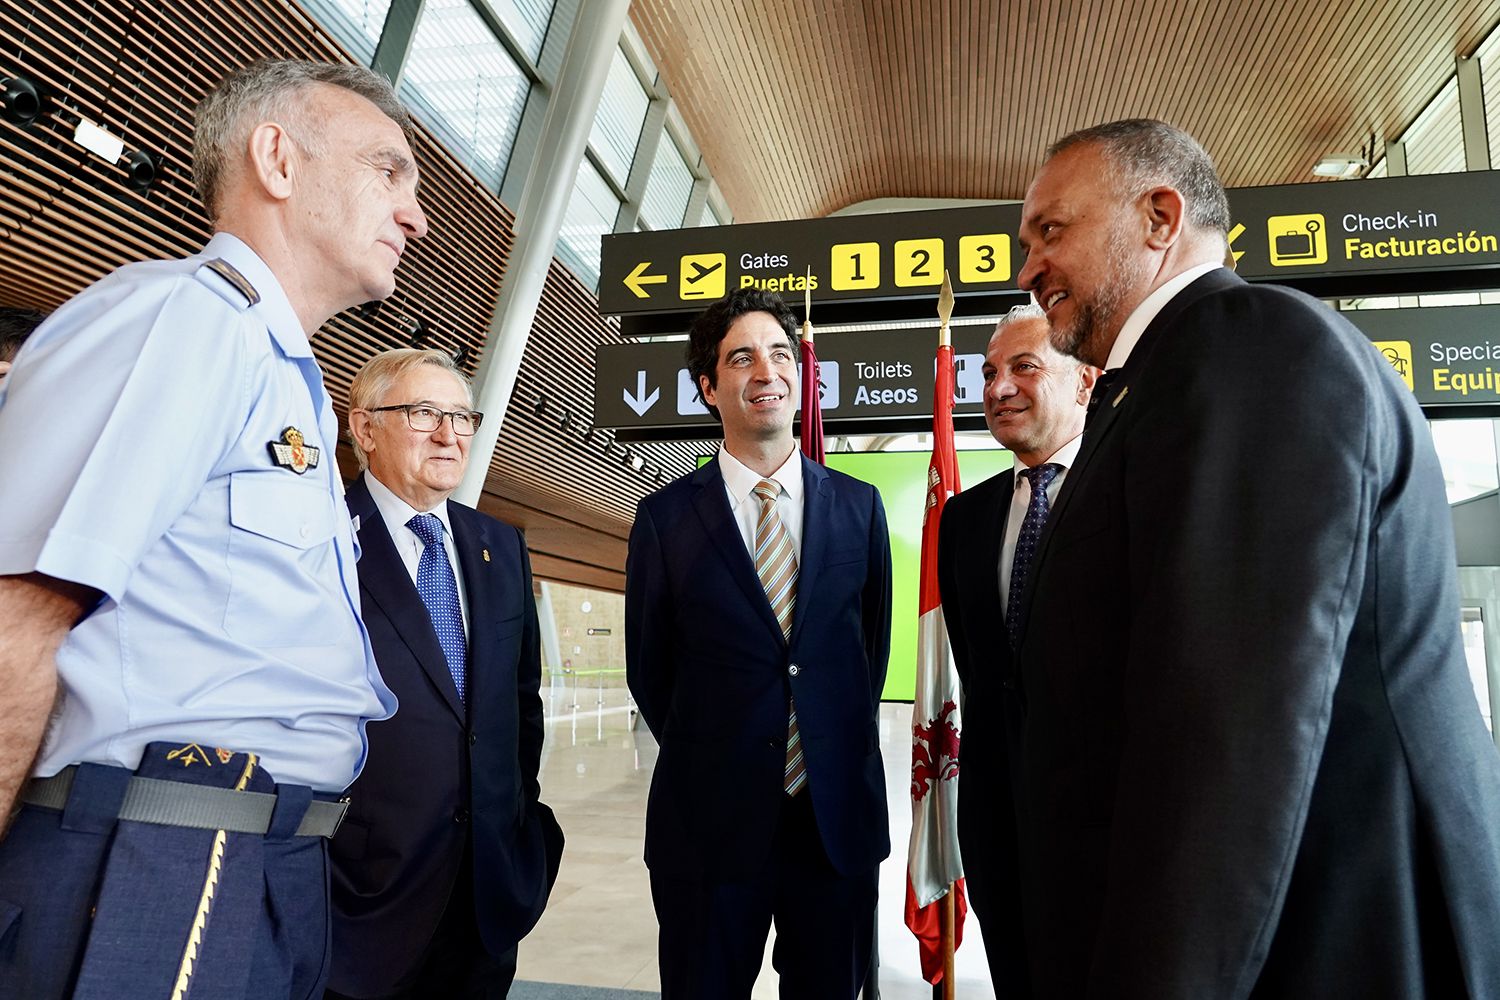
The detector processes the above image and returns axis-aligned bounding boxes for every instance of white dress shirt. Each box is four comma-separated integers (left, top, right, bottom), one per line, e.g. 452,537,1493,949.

1105,262,1225,371
999,434,1084,609
364,472,471,634
718,444,805,561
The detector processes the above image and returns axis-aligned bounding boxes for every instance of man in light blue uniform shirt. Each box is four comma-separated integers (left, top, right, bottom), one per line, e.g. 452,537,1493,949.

0,59,425,999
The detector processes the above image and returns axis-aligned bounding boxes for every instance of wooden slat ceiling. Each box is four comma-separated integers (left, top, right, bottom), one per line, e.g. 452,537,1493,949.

630,0,1500,221
0,0,701,591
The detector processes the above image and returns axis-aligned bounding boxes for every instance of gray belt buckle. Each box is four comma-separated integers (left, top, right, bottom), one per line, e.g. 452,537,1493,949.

327,796,351,838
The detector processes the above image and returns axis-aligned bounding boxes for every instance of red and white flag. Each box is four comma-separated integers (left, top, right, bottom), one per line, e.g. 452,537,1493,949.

799,335,825,463
903,338,966,985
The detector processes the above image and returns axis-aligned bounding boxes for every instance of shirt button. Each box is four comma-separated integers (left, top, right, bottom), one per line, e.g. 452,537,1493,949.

468,733,478,746
299,524,311,539
788,663,800,677
453,808,470,824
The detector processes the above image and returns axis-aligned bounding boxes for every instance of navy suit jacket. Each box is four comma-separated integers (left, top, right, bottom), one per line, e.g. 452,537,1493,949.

625,454,892,880
328,475,562,994
1013,269,1500,998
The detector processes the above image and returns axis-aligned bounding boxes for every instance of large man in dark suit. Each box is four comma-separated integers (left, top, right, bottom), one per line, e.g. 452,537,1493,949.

937,304,1096,994
327,348,562,1000
626,288,892,999
1003,117,1500,998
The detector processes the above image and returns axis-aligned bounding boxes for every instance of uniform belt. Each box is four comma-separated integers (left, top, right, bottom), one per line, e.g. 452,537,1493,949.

22,766,349,839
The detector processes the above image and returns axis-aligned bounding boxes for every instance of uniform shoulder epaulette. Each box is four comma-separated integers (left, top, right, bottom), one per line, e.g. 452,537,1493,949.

194,258,261,310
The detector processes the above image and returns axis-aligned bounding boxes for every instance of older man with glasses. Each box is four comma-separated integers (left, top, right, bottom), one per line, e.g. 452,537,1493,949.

327,348,563,1000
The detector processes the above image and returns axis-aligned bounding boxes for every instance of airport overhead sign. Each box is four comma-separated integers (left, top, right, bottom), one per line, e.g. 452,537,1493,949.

596,303,1500,439
594,325,999,439
599,205,1022,321
1358,303,1500,410
598,171,1500,326
1225,170,1500,287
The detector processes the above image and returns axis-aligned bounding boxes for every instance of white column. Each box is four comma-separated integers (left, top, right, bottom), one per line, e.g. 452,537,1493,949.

455,0,632,506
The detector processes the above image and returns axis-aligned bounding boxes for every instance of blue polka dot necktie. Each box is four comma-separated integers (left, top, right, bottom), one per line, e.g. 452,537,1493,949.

1006,463,1062,651
408,513,467,703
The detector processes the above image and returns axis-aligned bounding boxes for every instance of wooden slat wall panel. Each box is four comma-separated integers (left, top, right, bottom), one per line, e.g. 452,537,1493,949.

0,0,702,590
630,0,1500,221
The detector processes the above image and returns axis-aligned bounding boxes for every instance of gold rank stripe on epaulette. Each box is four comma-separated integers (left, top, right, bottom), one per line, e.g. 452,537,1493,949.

202,258,261,307
1113,386,1130,407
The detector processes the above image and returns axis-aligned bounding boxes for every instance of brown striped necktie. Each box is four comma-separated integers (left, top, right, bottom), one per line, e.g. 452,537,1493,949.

752,479,806,796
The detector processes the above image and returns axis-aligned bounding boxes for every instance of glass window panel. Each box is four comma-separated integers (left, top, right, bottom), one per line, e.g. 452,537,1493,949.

399,0,531,189
699,200,730,228
1431,419,1500,503
556,158,620,289
476,0,555,63
639,135,694,232
300,0,391,65
1405,79,1466,175
589,46,650,188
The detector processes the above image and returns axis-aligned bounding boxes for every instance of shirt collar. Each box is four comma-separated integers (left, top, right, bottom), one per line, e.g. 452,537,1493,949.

1012,432,1084,492
718,443,804,506
364,470,455,538
1105,261,1224,371
201,231,313,359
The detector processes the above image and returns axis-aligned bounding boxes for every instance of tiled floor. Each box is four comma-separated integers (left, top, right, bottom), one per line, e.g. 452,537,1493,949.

515,676,995,999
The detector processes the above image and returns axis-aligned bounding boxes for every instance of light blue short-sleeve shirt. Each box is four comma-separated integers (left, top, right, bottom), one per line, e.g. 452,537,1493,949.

0,233,396,791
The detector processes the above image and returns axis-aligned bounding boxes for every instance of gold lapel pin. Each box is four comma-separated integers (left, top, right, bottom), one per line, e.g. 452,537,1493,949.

1113,386,1130,407
482,548,491,562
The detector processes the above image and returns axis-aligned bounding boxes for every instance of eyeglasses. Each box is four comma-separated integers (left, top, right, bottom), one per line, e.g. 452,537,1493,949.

368,403,484,436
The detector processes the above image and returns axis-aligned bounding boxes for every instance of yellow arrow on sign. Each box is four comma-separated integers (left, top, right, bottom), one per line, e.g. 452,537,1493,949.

624,261,668,299
1227,222,1246,265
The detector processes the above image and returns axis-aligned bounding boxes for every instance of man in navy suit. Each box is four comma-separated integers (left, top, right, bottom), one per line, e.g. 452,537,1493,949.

626,288,892,999
937,303,1096,995
1007,118,1500,997
326,349,562,1000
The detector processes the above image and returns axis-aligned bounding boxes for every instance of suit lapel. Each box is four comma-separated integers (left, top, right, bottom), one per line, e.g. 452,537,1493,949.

450,501,496,706
790,456,830,647
691,457,791,644
350,475,465,720
1018,268,1246,644
986,469,1015,621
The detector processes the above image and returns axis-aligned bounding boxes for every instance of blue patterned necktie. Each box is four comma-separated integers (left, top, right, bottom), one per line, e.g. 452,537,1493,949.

1006,463,1063,651
408,513,467,703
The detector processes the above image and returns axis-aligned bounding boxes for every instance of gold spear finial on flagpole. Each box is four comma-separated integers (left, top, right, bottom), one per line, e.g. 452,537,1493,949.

937,270,954,348
803,266,814,343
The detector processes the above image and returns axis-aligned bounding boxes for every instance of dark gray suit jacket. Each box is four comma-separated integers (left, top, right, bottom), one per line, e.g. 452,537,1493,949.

328,475,562,994
938,467,1034,996
1014,268,1500,998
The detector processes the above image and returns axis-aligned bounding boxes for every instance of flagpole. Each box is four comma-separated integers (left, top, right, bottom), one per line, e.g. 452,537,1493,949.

936,271,957,1000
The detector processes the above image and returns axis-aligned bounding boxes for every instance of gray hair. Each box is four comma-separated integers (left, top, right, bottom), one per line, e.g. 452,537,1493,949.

349,349,473,470
192,59,414,221
997,301,1046,330
1047,119,1231,236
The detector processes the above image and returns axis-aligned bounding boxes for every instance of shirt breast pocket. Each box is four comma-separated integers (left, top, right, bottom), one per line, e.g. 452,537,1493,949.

224,470,341,646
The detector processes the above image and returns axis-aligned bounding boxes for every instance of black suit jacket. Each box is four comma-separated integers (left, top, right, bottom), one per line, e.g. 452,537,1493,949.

937,467,1033,994
625,455,892,880
328,475,563,994
1013,268,1500,997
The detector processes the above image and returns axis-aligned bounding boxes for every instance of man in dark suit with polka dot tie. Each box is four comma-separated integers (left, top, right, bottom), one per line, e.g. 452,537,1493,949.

936,303,1098,994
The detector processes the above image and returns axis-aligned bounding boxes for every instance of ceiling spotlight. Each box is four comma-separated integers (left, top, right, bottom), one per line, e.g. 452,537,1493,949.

405,316,427,347
0,76,46,126
1313,153,1367,179
123,149,163,192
